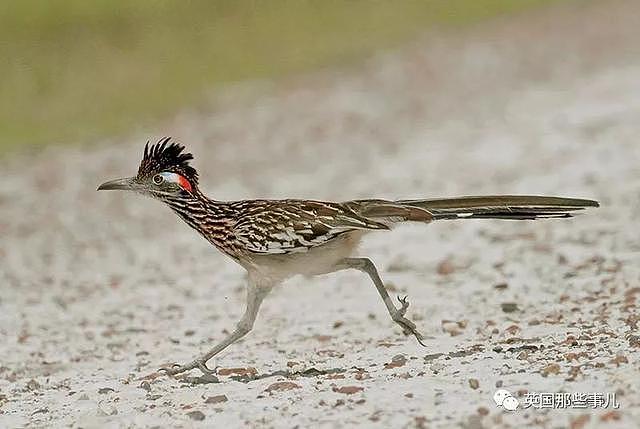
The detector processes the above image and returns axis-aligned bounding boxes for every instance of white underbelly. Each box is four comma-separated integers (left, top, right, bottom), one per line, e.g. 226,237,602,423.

242,231,366,282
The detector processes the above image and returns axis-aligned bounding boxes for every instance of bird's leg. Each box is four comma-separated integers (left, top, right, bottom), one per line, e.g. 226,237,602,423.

161,279,271,377
336,257,426,346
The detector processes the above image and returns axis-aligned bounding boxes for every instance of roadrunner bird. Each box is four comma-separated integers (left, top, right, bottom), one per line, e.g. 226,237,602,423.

98,138,598,376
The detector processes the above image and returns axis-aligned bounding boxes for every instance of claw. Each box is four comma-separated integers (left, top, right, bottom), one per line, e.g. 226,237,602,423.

157,358,217,377
158,362,192,376
394,295,410,319
415,335,427,347
159,367,178,376
396,295,409,306
393,311,427,347
158,363,181,375
196,360,216,375
410,328,427,347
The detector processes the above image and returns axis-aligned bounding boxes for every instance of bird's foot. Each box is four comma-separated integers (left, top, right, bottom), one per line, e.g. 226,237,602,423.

392,295,427,347
396,295,410,317
159,358,217,377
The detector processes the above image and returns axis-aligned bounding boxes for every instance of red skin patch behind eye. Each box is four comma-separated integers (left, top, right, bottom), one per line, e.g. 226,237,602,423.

177,175,192,192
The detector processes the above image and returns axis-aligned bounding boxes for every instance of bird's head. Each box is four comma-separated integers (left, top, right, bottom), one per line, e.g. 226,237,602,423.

98,137,199,199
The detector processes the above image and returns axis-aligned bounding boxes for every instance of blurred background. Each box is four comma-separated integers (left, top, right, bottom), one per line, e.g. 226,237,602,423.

1,0,557,153
3,1,640,427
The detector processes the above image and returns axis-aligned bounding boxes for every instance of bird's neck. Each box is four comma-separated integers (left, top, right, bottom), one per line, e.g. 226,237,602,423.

163,190,237,251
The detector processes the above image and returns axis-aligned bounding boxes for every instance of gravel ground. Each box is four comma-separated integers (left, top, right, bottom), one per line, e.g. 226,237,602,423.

1,1,639,428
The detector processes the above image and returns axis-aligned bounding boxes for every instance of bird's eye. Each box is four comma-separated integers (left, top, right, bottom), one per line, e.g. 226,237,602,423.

152,174,164,185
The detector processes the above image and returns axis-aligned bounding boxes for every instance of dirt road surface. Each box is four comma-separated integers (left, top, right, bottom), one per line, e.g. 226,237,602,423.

1,1,639,427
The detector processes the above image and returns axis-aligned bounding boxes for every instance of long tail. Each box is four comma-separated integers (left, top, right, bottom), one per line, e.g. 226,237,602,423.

395,195,599,220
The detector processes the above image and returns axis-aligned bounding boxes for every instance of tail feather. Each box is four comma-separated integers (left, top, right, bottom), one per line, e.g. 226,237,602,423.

396,195,599,221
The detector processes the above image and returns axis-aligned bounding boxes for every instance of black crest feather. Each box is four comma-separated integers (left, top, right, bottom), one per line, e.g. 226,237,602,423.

137,137,198,185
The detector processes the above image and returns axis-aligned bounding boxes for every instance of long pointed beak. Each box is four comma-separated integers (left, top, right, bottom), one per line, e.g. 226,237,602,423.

97,177,136,191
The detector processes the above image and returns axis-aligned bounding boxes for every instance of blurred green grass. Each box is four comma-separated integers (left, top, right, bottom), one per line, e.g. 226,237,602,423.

1,0,557,153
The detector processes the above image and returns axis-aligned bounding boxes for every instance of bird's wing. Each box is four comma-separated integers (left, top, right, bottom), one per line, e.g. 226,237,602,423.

232,200,389,254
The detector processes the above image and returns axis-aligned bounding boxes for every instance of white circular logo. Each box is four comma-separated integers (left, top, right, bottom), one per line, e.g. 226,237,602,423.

493,389,519,411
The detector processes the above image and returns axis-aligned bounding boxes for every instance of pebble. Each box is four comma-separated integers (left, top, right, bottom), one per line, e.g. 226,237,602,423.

265,381,301,392
501,303,519,313
333,386,364,395
187,410,206,421
205,394,228,404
